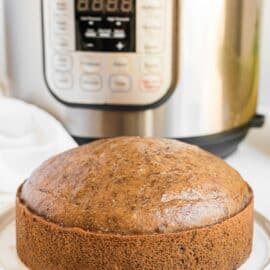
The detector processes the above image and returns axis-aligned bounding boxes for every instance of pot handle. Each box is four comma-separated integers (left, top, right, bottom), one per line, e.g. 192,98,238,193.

250,114,265,128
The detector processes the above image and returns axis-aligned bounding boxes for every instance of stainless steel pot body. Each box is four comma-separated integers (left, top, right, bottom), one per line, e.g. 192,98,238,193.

4,0,261,139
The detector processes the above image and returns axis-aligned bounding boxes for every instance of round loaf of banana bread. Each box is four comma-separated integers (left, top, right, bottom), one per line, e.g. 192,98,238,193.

16,137,253,270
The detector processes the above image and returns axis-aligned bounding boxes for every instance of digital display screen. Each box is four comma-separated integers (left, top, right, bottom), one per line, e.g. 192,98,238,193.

75,0,136,52
77,0,133,13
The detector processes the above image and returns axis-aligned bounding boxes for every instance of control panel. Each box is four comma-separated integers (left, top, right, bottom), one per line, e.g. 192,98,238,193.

42,0,177,106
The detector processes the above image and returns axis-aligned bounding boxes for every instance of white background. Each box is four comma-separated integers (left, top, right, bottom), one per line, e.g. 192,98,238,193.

260,0,270,107
0,0,6,90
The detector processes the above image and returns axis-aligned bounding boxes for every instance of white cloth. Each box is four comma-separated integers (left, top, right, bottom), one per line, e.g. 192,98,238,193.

0,97,77,194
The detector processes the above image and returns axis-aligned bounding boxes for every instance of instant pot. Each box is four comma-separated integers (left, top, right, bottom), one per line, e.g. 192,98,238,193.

4,0,264,157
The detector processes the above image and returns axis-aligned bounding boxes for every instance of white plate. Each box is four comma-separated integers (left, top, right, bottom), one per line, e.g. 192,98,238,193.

0,207,269,270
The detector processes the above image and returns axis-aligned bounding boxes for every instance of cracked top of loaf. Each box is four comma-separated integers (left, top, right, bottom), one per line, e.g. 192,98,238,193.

20,137,252,235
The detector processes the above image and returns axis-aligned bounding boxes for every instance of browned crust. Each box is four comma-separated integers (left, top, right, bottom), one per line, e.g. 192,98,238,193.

21,137,253,235
16,188,254,270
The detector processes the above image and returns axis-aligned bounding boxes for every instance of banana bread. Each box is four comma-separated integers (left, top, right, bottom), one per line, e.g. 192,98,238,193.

16,137,253,270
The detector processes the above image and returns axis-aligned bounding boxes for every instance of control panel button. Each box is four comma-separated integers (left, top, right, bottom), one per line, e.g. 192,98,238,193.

54,72,73,89
53,54,72,71
53,36,71,50
142,0,162,9
142,57,162,73
110,75,131,92
143,38,162,53
80,58,101,73
113,29,126,39
141,75,162,91
112,58,129,72
143,9,162,18
143,17,162,30
53,17,69,34
80,74,102,91
52,0,68,13
116,42,126,51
